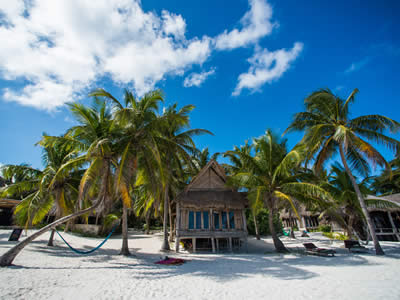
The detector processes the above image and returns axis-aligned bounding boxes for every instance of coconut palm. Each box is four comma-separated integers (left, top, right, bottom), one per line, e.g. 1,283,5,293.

156,103,212,251
89,88,164,255
0,142,81,246
229,130,329,252
224,142,263,239
0,100,119,267
285,88,400,255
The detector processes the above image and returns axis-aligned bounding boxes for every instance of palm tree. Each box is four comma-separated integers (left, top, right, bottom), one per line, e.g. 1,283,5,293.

224,142,263,239
371,157,400,195
285,88,400,255
89,88,164,255
0,100,119,267
156,103,212,251
229,130,329,252
0,142,81,246
321,163,371,238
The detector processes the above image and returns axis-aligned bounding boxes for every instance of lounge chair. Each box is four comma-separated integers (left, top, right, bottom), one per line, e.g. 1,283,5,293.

303,243,336,257
344,240,368,253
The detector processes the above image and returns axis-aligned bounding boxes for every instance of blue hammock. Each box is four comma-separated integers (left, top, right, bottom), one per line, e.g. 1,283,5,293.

55,224,118,255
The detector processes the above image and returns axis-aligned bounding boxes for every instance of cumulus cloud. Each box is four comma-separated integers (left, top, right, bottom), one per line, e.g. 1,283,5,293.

215,0,275,50
183,68,216,87
233,42,303,96
0,0,211,110
0,0,302,110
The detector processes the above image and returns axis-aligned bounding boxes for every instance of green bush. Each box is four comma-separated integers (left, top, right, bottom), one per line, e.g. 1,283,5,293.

322,232,349,240
318,225,332,233
246,208,282,236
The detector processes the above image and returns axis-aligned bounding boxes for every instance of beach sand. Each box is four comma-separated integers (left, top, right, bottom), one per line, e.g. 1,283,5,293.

0,229,399,300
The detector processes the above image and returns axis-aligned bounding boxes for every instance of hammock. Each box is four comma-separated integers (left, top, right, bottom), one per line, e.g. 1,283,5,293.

55,224,118,255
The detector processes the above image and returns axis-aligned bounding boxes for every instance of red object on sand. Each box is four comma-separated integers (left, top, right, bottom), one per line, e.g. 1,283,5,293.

155,257,186,265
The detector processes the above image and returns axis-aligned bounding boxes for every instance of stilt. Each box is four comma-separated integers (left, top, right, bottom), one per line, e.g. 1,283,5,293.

229,237,233,252
216,238,219,252
211,237,216,253
192,238,196,253
387,212,400,241
175,237,180,252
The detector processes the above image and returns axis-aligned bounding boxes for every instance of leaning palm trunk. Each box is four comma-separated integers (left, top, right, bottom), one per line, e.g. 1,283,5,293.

253,213,260,240
161,183,170,251
120,205,130,256
267,202,288,252
339,145,384,255
0,199,102,267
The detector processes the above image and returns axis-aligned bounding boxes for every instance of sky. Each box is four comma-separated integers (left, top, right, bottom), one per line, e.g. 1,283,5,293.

0,0,399,172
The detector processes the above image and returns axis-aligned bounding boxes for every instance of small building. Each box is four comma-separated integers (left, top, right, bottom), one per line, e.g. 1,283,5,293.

175,160,248,253
367,194,400,241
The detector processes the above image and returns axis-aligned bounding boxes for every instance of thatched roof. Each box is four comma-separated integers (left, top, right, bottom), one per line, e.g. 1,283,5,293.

366,194,400,211
0,198,20,208
177,190,246,209
177,160,247,209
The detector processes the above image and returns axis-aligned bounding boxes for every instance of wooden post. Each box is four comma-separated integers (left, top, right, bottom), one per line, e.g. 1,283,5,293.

241,210,248,233
388,212,400,241
192,238,196,253
216,238,219,252
211,237,216,253
175,202,181,252
227,210,230,230
229,237,233,252
243,238,248,253
194,212,197,230
210,208,214,229
201,211,204,229
219,212,222,230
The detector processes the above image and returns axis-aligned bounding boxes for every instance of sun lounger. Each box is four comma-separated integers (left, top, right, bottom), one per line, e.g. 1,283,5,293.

303,243,336,257
344,240,368,253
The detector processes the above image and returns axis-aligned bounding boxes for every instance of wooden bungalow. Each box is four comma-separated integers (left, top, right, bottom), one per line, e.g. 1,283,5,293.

175,160,248,253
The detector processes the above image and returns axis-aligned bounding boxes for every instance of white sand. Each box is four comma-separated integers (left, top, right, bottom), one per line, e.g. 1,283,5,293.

1,229,399,300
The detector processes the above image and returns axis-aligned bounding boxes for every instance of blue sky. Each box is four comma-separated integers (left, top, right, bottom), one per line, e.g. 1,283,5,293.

0,0,399,173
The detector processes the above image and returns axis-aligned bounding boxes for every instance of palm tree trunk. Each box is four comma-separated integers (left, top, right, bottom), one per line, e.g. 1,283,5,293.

120,205,130,256
145,210,150,235
267,202,288,253
169,202,174,243
0,200,102,267
47,229,56,246
253,213,260,240
339,144,384,255
161,182,170,251
347,214,354,239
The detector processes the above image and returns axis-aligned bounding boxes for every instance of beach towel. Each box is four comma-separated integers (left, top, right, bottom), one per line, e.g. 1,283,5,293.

155,256,186,265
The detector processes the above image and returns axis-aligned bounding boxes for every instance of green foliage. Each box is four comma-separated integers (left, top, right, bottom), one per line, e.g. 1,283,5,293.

322,232,349,240
246,208,283,236
318,224,332,233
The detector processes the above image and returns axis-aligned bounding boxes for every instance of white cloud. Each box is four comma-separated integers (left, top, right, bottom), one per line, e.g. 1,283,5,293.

0,0,302,110
215,0,275,50
233,42,303,96
0,0,212,110
345,57,370,74
183,68,216,87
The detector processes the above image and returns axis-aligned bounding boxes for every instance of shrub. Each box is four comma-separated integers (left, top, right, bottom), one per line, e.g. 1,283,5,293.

318,225,332,233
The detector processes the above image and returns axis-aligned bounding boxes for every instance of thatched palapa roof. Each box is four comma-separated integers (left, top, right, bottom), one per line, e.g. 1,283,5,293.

176,160,247,209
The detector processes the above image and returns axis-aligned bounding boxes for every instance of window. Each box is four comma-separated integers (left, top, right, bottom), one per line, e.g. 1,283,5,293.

196,211,201,229
222,212,227,229
214,212,220,229
203,211,209,229
229,212,235,229
189,211,194,229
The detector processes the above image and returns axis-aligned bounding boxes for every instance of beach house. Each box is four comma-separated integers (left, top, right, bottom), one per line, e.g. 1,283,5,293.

174,160,248,253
